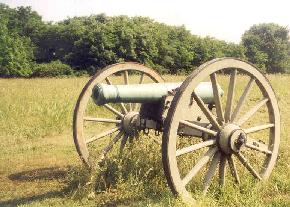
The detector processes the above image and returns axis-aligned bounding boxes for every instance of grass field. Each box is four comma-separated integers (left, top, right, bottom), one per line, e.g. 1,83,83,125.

0,75,289,207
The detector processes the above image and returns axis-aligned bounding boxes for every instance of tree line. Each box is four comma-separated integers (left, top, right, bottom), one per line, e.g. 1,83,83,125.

0,3,289,77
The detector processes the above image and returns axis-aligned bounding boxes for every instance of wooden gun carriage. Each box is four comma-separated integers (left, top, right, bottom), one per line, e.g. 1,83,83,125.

73,58,280,202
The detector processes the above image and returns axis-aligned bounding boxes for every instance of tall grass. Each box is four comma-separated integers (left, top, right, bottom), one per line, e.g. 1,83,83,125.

0,78,89,138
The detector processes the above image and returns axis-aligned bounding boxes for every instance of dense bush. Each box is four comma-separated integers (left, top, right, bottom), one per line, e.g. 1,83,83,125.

31,61,74,77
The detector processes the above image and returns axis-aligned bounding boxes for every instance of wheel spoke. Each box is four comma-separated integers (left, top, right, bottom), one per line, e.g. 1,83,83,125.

219,155,226,186
105,77,112,85
120,134,129,153
191,92,220,129
104,104,124,118
84,117,121,123
210,73,224,124
202,151,221,194
133,73,145,112
86,127,121,144
124,70,129,84
120,103,128,114
231,77,255,122
179,120,218,136
236,152,262,180
245,137,272,155
139,73,145,84
98,131,124,162
123,70,132,111
227,155,240,184
182,147,218,186
236,98,269,126
244,123,274,134
133,103,141,112
128,103,132,112
176,139,216,157
224,69,237,122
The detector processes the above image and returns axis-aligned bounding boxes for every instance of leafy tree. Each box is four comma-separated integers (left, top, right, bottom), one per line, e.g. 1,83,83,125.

0,19,34,77
0,3,45,43
35,14,246,74
4,3,281,77
7,6,43,37
242,23,290,73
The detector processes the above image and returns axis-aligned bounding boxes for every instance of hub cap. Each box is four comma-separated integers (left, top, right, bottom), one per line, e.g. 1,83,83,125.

122,111,139,134
218,124,247,154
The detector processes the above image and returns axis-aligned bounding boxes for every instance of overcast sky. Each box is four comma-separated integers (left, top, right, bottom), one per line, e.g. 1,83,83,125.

1,0,289,43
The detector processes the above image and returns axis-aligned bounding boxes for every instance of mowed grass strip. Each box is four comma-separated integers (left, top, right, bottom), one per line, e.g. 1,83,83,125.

0,75,289,206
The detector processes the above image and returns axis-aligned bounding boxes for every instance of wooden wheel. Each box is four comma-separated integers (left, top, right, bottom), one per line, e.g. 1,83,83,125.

73,62,164,167
162,58,280,202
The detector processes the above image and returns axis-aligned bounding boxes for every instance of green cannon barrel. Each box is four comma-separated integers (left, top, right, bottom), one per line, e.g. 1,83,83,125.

92,82,223,105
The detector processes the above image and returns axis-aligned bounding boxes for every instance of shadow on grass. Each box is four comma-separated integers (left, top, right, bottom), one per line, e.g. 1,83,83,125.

1,166,143,206
8,167,67,181
1,167,69,206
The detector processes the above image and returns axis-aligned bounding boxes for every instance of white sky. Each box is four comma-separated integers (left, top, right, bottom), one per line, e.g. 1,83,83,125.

1,0,289,43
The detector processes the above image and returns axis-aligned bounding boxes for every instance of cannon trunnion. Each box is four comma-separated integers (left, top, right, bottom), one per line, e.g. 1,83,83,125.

73,59,280,203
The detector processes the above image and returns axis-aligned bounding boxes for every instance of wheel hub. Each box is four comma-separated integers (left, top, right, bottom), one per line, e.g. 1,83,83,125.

218,124,247,154
122,111,139,134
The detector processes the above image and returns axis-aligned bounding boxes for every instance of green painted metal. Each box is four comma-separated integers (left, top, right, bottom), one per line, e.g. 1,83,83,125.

92,82,223,105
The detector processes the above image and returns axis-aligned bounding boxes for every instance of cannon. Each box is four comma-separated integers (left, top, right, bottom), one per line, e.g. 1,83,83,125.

73,58,280,202
92,82,223,105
